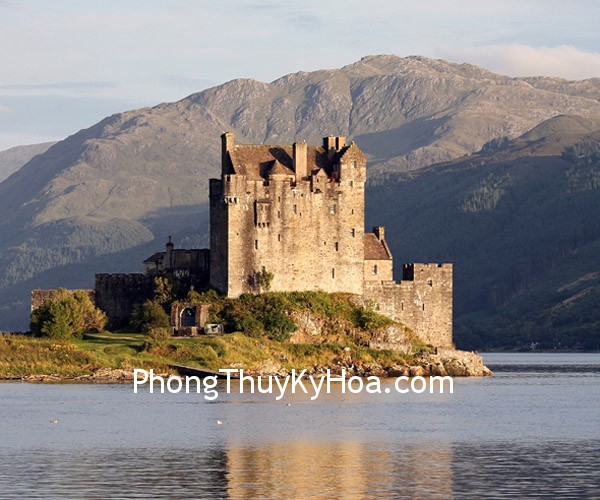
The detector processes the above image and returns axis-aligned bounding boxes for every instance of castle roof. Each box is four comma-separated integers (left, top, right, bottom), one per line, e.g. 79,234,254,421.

143,252,163,264
228,144,339,180
268,159,294,177
364,234,392,260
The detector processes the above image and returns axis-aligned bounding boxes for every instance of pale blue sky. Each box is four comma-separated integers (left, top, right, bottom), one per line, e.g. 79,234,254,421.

1,0,599,150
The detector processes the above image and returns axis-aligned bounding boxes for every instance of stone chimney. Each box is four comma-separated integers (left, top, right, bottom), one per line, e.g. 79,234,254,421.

373,226,385,241
293,141,307,180
221,132,234,175
323,136,336,159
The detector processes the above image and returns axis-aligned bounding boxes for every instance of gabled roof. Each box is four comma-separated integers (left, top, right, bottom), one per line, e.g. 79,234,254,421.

228,144,333,180
268,159,294,177
364,234,392,260
143,252,164,264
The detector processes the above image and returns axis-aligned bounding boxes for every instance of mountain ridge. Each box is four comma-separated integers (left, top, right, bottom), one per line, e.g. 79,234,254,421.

1,55,600,343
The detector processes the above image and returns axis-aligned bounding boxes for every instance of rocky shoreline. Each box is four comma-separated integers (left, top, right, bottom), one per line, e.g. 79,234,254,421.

245,348,493,378
2,348,491,383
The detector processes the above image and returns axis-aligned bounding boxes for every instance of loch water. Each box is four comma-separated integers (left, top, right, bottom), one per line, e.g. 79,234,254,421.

1,353,599,499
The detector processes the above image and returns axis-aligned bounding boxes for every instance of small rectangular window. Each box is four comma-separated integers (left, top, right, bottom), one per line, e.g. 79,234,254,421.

293,205,297,214
349,180,354,188
255,240,258,250
332,268,335,279
372,264,378,274
329,205,337,214
278,234,281,242
351,228,355,237
334,242,339,252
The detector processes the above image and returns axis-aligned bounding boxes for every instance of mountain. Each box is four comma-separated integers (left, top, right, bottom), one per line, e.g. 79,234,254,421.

1,55,600,337
367,114,600,350
0,142,56,182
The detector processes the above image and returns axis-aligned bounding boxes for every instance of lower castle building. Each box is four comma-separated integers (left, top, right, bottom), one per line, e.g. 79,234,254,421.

33,133,453,347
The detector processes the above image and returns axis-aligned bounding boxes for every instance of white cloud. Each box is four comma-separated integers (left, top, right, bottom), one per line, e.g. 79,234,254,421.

441,45,600,80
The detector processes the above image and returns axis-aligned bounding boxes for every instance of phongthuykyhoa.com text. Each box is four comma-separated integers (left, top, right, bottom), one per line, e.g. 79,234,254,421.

133,369,454,400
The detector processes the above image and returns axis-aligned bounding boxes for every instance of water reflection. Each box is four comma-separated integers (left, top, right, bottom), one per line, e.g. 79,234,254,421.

2,440,599,498
225,441,453,499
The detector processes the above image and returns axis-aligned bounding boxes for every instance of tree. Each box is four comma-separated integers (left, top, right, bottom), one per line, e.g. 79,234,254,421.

31,289,107,339
132,299,171,332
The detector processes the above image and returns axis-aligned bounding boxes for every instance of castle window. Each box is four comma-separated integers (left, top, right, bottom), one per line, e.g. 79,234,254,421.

278,234,281,242
278,196,281,202
423,304,425,311
329,204,337,215
293,205,297,214
334,242,339,252
351,160,356,169
351,209,354,215
278,210,281,218
351,228,355,237
401,302,404,311
332,268,335,279
349,180,354,188
255,240,258,250
428,279,433,286
372,264,378,275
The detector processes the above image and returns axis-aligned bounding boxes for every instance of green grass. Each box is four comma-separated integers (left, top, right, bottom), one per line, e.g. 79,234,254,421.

0,329,417,378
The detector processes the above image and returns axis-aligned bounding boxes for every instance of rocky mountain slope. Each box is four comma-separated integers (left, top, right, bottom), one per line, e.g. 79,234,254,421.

1,55,600,338
0,142,55,182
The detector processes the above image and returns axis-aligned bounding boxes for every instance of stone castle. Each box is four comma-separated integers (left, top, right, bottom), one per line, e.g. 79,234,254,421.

33,134,453,347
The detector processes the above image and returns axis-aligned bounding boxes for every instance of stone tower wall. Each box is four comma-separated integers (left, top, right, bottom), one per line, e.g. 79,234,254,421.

363,264,453,348
210,148,366,297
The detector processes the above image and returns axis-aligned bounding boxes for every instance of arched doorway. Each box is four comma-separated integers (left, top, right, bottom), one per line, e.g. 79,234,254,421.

180,307,196,327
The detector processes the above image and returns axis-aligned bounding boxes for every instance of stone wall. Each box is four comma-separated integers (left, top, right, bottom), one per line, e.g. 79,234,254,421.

363,263,453,348
210,145,366,297
94,274,154,330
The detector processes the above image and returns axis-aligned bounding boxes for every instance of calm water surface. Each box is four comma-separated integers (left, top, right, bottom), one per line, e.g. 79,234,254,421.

0,353,599,498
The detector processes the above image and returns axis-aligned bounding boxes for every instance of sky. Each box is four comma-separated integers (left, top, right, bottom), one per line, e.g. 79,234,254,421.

1,0,600,151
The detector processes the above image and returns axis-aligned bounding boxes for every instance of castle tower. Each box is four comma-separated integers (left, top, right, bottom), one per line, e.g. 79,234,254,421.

210,133,366,297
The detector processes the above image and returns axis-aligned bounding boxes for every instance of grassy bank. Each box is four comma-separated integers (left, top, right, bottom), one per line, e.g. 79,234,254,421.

3,291,430,379
0,330,418,379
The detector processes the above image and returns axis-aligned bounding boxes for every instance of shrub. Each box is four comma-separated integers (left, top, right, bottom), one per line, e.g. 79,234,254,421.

133,299,171,332
353,306,393,331
30,289,107,339
219,293,296,341
143,327,172,352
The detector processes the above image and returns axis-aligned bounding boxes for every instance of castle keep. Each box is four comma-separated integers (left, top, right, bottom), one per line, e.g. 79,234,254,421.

209,133,453,347
32,134,453,347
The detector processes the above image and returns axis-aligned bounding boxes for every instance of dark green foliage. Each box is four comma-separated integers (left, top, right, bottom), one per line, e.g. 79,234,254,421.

253,267,274,293
562,140,600,164
479,136,509,155
353,306,394,331
30,289,107,339
219,293,296,341
133,299,171,332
